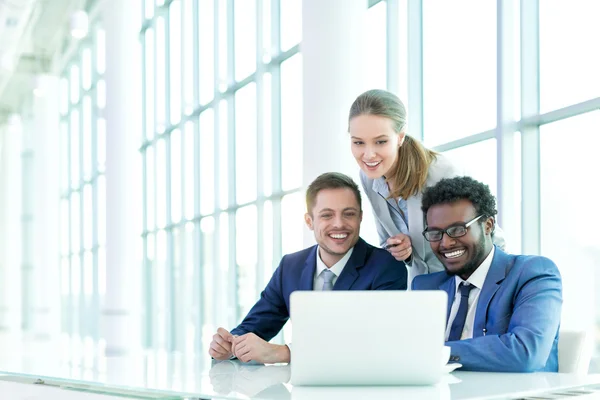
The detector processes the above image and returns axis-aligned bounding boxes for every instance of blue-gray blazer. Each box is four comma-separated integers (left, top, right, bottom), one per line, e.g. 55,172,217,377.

412,246,562,372
359,154,506,283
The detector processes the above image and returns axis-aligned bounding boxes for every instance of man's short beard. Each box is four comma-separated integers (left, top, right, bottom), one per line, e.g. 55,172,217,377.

445,233,488,278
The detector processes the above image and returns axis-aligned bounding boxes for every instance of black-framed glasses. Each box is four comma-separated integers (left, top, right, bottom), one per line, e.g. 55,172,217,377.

422,215,484,242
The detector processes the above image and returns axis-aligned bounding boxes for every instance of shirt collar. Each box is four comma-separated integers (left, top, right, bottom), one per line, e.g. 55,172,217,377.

454,246,495,290
315,246,354,278
372,177,390,197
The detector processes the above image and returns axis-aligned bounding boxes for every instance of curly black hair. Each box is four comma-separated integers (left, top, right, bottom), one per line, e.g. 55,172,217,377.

421,176,497,218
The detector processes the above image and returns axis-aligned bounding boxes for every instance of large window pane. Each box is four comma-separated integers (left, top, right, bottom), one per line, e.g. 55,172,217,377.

156,138,167,229
145,28,155,140
261,0,271,62
217,0,228,85
81,48,92,90
155,17,166,131
97,175,106,246
70,109,80,189
281,55,302,191
262,72,272,196
200,109,215,215
236,205,258,318
540,1,600,113
200,216,215,334
280,0,301,52
169,0,182,124
96,28,106,75
182,0,194,112
82,96,92,180
262,200,274,287
170,129,182,223
199,0,215,104
234,0,256,81
97,118,106,172
218,100,229,209
365,1,386,90
70,65,80,104
146,146,156,231
71,192,81,252
60,77,69,115
60,121,69,192
540,111,600,333
61,199,70,256
442,139,497,197
83,184,93,250
423,0,496,145
235,83,257,204
183,122,195,220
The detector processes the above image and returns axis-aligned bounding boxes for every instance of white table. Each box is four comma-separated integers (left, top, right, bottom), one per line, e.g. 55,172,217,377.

1,354,600,400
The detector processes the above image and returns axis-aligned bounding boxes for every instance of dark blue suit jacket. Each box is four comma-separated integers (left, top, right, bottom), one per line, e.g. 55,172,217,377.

412,246,562,372
231,237,407,341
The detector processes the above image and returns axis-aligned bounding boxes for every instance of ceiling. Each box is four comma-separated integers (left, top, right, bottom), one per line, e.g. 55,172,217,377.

0,0,77,123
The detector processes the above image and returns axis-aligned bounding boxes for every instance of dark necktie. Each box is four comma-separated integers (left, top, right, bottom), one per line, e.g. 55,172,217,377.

448,282,475,341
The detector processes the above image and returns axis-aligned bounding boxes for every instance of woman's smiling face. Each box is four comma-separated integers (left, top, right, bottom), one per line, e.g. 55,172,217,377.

349,114,402,179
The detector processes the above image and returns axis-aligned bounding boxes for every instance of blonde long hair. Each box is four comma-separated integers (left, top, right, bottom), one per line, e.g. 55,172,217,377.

348,89,437,199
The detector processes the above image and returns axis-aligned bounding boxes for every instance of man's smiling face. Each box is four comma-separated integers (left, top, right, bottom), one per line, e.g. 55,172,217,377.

426,199,493,279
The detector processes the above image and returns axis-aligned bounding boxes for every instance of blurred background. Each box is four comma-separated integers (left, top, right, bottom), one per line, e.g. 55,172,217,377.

0,0,598,372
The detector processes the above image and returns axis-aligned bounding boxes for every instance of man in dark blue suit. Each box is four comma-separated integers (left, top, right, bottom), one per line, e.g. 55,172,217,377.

209,172,407,363
413,176,562,372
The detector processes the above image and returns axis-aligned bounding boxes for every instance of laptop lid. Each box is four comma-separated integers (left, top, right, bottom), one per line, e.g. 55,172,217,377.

290,290,447,386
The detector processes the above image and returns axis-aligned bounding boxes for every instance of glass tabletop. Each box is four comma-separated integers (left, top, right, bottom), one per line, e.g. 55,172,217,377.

1,336,600,400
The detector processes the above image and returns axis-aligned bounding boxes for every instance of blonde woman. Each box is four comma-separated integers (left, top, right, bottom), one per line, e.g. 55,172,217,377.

348,89,505,282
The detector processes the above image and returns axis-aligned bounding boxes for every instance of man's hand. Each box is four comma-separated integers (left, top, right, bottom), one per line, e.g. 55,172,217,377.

231,333,290,364
385,233,412,261
209,327,235,360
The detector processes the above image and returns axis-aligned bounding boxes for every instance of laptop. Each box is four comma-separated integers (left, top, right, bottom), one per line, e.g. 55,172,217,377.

290,290,447,386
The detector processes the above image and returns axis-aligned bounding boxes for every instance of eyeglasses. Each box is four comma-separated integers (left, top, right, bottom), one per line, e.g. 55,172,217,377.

422,215,484,242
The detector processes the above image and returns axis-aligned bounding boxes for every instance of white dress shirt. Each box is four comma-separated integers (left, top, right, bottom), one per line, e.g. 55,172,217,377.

445,247,495,341
313,246,353,290
286,247,354,355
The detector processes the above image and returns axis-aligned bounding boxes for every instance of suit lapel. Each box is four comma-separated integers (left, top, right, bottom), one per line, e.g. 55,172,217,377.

374,192,400,240
333,238,366,290
439,276,456,323
299,246,318,290
473,247,510,337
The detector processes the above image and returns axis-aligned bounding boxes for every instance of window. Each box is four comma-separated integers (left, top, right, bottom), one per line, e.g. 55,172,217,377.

540,112,600,330
422,0,496,146
384,0,600,361
59,24,106,345
140,0,302,351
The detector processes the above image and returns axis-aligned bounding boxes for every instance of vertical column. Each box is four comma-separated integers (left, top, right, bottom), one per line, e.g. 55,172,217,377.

407,0,424,141
496,0,520,253
30,76,61,339
0,118,23,334
520,0,540,256
302,0,375,247
102,0,142,355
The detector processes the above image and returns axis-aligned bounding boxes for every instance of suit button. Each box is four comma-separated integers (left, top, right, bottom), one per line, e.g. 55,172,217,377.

450,356,460,362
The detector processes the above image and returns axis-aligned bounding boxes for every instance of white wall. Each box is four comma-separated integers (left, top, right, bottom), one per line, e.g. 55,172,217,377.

302,0,378,248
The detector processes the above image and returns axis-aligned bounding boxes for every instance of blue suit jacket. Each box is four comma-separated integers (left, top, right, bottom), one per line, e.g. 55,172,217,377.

231,237,407,341
412,246,562,372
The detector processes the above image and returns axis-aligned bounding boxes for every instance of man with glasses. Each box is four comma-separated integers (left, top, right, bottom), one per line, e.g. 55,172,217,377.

413,176,562,372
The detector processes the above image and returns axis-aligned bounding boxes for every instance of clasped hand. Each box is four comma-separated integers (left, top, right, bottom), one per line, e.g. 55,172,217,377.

209,328,290,364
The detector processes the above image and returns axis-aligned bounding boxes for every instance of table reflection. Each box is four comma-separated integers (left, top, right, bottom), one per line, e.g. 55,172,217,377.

209,360,292,399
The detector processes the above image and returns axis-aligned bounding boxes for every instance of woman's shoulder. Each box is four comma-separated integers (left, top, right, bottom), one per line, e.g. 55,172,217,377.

427,153,464,184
